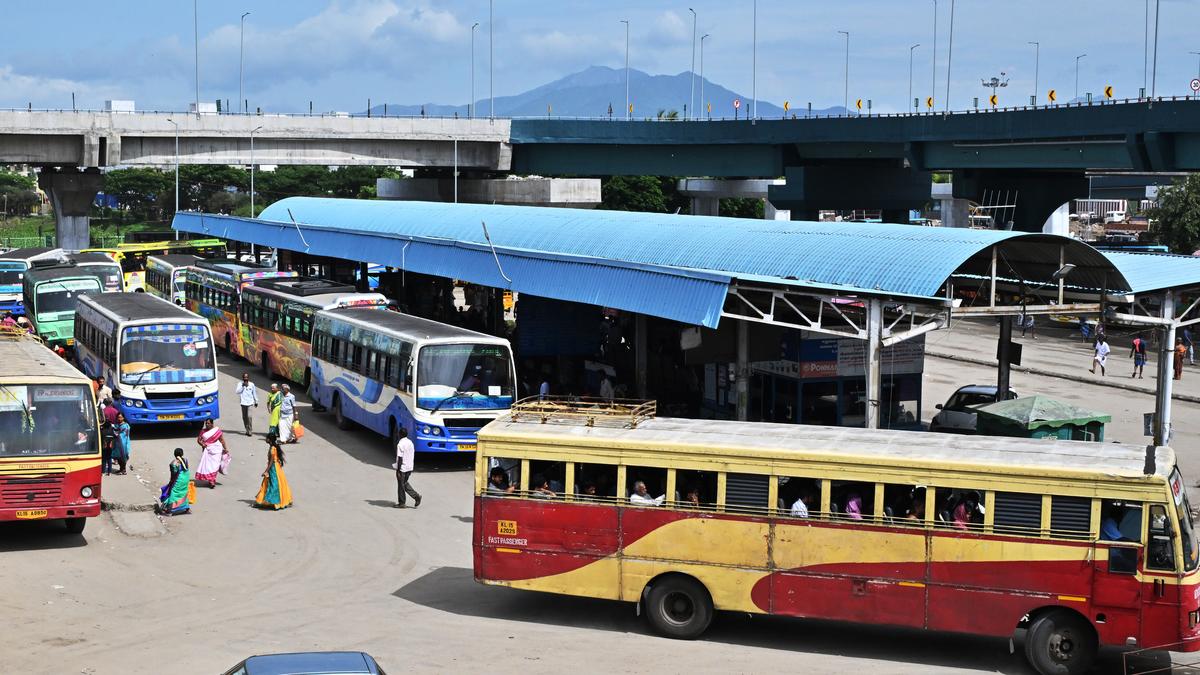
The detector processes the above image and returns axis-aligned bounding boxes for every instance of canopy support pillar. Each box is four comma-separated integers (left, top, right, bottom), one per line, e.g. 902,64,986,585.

1154,290,1177,447
997,316,1013,401
635,314,647,400
865,299,883,429
736,320,749,421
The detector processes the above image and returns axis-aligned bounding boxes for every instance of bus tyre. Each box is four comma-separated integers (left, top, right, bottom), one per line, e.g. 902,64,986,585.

63,517,85,534
260,353,270,376
333,395,352,430
1024,610,1096,675
644,576,713,640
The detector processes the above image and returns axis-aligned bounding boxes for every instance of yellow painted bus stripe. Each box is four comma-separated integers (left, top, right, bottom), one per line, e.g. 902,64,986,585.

496,547,523,554
1058,595,1087,603
898,581,926,588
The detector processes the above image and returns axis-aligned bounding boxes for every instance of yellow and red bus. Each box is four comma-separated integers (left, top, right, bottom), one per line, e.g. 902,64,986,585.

239,278,387,387
0,329,101,534
474,399,1200,675
184,259,297,357
82,238,225,293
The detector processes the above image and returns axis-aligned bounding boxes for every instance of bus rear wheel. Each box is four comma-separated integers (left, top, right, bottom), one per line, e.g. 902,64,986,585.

1024,609,1096,675
644,575,712,640
63,517,86,534
333,395,352,430
260,353,271,376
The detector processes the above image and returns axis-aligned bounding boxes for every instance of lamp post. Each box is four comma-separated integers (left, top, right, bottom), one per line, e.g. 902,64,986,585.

1028,41,1039,104
489,0,494,120
838,31,850,114
621,20,630,119
1151,0,1161,98
1191,51,1200,99
944,0,955,112
751,0,757,119
470,22,479,119
931,0,938,108
700,33,710,120
909,43,921,112
250,125,263,218
193,0,200,116
1075,53,1087,99
689,8,697,120
239,12,250,113
166,118,179,239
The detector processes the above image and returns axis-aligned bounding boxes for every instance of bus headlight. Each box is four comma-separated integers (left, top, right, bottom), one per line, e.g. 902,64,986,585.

421,425,431,435
133,399,145,408
431,427,443,436
81,486,93,498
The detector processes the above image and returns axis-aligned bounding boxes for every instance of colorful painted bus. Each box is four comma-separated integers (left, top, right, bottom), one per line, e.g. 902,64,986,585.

146,254,200,305
82,238,226,292
184,259,297,357
239,278,387,386
0,329,101,534
474,402,1200,675
74,293,218,425
0,247,64,316
310,307,516,452
65,252,124,293
21,261,105,350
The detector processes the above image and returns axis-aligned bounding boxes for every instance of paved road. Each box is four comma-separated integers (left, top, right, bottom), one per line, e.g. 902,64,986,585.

2,352,1198,674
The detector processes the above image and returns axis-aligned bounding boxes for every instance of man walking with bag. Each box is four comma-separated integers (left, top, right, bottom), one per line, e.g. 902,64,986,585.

236,373,258,436
394,427,421,509
278,384,298,444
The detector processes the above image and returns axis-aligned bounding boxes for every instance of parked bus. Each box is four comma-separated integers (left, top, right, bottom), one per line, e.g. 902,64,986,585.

184,259,297,357
65,252,124,293
310,307,516,451
0,329,101,534
474,400,1200,675
240,278,387,386
22,261,105,350
74,293,218,425
146,254,200,305
0,247,64,316
81,238,226,292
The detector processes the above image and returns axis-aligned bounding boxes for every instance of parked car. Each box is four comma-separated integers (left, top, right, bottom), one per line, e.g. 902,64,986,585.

223,652,386,675
929,385,1019,433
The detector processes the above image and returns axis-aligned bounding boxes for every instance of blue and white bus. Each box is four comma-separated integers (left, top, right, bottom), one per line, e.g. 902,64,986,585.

74,293,219,425
0,247,64,316
310,307,516,452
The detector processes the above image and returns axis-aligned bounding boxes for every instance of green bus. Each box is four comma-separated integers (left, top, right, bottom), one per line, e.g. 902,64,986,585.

22,261,105,350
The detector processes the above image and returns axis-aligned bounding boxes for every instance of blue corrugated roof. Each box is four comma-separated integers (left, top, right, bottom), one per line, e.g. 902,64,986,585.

1103,251,1200,294
173,198,1137,328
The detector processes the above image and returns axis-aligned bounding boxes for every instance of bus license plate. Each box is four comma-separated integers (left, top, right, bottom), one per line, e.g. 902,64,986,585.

158,414,185,421
16,509,47,519
458,444,477,452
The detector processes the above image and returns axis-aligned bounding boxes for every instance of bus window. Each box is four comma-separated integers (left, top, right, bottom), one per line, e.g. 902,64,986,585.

1100,500,1142,574
676,469,717,509
529,459,565,498
725,473,771,514
778,476,819,518
883,484,926,523
1049,495,1092,540
627,466,667,507
831,481,874,521
574,463,617,502
485,457,519,496
991,491,1038,535
1147,504,1176,571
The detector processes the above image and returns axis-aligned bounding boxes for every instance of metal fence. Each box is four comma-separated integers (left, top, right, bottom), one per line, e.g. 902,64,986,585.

0,234,125,250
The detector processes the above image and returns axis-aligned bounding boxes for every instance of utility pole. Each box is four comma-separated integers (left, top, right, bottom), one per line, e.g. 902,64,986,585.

909,43,921,111
167,118,180,238
239,12,250,113
945,0,955,112
701,34,710,120
193,0,200,116
1151,0,1161,98
1028,41,1039,104
931,0,938,108
471,22,479,118
838,31,850,114
751,0,757,119
1075,53,1087,99
621,20,630,120
689,8,697,120
489,0,494,120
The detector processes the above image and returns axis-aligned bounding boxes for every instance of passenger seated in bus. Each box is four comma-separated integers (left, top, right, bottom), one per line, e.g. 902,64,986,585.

790,492,810,518
459,365,482,392
683,486,701,508
487,467,515,495
629,480,665,506
843,493,864,520
578,482,600,501
529,474,556,499
906,497,926,522
952,491,983,530
1100,505,1124,541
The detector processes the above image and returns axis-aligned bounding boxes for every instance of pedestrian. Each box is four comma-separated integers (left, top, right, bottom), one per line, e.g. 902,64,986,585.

1175,338,1187,381
158,448,191,516
102,398,118,426
255,435,292,510
266,383,281,438
1130,333,1148,379
236,372,258,436
194,419,228,488
1021,313,1036,339
110,412,131,474
96,377,112,406
0,311,15,328
100,412,116,476
394,427,421,508
1185,327,1195,366
277,384,297,444
1091,336,1110,376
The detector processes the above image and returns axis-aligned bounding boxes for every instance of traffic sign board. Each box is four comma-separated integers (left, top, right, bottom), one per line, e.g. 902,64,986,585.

1192,79,1200,93
1104,85,1113,99
856,98,863,111
1048,89,1057,103
989,94,998,107
783,100,790,112
733,98,741,109
926,96,934,109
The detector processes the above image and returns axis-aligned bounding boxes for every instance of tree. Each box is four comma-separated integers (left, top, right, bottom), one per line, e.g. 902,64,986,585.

101,168,174,220
1149,174,1200,254
178,165,248,211
720,197,765,219
600,176,690,215
0,169,36,191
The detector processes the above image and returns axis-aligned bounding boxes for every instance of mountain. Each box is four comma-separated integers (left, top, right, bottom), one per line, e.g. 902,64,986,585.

366,66,846,119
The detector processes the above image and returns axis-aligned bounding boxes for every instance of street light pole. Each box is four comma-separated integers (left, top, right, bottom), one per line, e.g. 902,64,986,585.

1151,0,1161,98
751,0,757,119
250,125,262,219
1191,51,1200,99
838,31,850,114
489,0,494,120
166,118,179,239
239,12,250,114
701,34,710,120
1028,41,1039,104
909,43,921,112
193,0,200,116
689,8,697,120
621,20,630,120
1075,53,1087,99
470,22,478,119
944,0,955,112
931,0,938,108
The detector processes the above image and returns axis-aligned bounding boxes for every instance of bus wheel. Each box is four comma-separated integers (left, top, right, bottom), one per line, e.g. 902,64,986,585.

1024,609,1096,675
333,395,352,430
260,353,271,376
63,517,86,534
302,368,311,391
223,333,232,354
644,575,712,640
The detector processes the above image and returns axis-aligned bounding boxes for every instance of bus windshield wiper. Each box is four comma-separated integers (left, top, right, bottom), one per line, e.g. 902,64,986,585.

430,391,469,415
132,361,176,388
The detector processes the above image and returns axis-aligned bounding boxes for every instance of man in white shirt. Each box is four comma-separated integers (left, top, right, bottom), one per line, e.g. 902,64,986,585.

394,427,421,508
629,480,665,506
235,373,258,436
278,384,297,443
95,377,113,407
790,496,809,518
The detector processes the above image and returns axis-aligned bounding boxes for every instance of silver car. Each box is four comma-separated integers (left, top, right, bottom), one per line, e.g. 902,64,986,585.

929,384,1019,433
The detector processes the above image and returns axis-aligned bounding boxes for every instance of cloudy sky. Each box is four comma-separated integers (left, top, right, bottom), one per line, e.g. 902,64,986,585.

3,0,1199,114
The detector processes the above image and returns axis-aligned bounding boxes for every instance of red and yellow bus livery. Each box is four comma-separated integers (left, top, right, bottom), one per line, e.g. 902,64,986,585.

474,399,1200,675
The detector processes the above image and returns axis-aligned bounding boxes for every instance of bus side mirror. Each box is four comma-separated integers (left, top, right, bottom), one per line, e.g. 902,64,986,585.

935,403,944,410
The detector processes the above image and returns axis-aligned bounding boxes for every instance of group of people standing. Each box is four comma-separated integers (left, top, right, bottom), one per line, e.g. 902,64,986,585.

94,378,130,476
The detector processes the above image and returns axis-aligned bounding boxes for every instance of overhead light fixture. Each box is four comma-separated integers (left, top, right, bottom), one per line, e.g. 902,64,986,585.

1051,264,1076,281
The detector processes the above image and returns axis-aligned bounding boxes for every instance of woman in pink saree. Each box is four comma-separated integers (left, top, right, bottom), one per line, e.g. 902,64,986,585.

194,419,228,488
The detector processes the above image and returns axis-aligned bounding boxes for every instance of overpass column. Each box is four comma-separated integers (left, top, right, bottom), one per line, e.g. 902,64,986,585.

864,300,882,429
38,168,102,251
690,196,720,217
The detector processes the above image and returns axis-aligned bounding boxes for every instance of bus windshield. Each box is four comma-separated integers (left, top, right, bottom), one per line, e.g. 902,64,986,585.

1171,468,1198,571
0,263,23,286
35,279,100,318
0,384,96,457
120,252,149,274
119,324,215,386
92,266,122,292
417,343,514,410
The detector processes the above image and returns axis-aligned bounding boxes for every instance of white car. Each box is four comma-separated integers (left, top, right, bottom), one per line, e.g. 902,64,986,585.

930,385,1019,433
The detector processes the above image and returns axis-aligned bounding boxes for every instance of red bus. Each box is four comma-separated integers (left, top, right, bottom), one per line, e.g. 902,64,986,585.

474,399,1200,675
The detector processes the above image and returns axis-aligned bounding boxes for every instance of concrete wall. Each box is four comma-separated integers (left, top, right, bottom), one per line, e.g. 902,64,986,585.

377,177,600,208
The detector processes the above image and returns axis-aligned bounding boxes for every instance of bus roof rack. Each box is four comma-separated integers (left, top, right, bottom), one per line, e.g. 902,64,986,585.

509,396,657,429
30,258,75,269
194,258,272,272
254,277,358,297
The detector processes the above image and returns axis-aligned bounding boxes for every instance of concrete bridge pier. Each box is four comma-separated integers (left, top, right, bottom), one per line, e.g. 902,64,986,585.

38,168,102,251
767,166,932,223
951,169,1087,232
677,179,791,221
